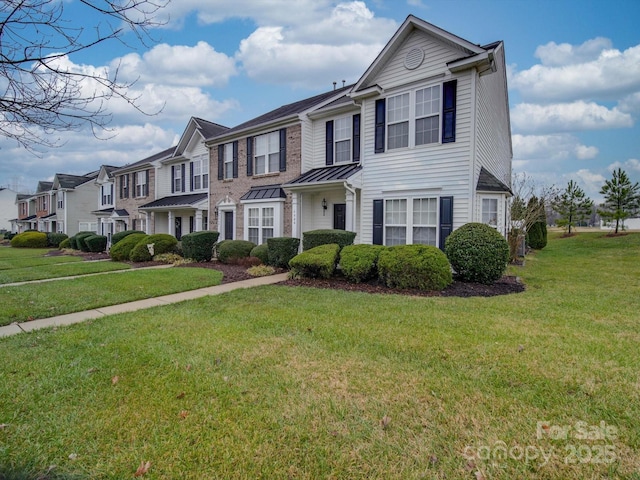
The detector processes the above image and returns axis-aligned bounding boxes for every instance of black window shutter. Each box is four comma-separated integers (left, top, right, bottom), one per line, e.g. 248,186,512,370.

442,80,457,143
126,174,130,198
119,176,123,199
246,137,253,176
190,162,194,191
439,196,454,250
374,99,386,153
110,183,113,201
373,199,384,245
279,128,287,172
171,166,175,193
217,145,224,180
181,164,186,192
325,120,334,166
232,141,239,178
145,170,149,196
352,114,361,162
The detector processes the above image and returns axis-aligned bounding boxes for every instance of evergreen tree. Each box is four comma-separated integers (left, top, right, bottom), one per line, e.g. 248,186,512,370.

598,168,640,234
526,196,548,249
552,180,593,235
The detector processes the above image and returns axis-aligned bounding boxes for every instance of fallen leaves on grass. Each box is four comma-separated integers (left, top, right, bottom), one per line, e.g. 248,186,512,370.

179,410,189,420
111,375,119,385
380,415,391,430
134,460,151,477
176,391,186,399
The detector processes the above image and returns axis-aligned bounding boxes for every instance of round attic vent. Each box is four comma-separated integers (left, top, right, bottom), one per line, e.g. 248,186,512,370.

404,47,424,70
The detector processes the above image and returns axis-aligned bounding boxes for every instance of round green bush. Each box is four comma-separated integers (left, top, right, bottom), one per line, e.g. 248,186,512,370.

129,233,178,262
378,244,452,291
75,231,97,252
302,229,356,251
59,237,71,249
84,234,108,253
46,232,68,247
267,237,300,268
68,231,94,250
109,233,148,261
289,243,340,279
250,243,269,264
10,231,48,248
111,230,145,246
217,240,256,264
445,222,509,284
339,244,386,283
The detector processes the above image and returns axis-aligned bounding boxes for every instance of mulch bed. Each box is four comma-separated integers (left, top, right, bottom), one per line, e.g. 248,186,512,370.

46,249,525,296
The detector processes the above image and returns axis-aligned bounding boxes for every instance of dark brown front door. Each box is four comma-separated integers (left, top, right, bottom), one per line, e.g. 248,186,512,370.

334,203,346,230
224,211,234,240
175,217,182,240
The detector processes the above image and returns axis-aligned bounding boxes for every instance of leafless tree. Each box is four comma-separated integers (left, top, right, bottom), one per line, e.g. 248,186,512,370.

0,0,168,151
508,172,557,262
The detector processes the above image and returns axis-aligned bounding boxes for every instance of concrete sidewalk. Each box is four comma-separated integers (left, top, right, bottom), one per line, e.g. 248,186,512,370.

0,273,288,338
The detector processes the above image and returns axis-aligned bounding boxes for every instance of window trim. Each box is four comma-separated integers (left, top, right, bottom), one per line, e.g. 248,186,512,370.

334,116,352,164
253,131,281,175
242,200,284,244
135,171,147,198
382,195,440,246
223,143,234,180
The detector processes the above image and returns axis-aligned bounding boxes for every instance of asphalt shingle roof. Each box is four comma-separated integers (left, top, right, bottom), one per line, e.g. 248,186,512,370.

476,167,512,193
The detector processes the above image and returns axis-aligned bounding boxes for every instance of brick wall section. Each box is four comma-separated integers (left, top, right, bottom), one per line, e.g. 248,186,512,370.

209,124,302,239
114,168,156,232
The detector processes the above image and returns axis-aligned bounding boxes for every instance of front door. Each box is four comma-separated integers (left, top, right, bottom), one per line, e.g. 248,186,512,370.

224,211,234,240
333,203,346,230
175,216,182,240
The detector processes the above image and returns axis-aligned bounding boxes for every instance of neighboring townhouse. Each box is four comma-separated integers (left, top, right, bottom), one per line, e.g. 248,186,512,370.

205,87,351,243
111,147,175,235
51,171,101,236
93,165,120,243
0,187,20,232
33,181,55,233
139,117,228,239
14,194,36,232
284,15,512,248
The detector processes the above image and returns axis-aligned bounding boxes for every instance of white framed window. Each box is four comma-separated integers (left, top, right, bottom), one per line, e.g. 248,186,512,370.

334,116,352,163
254,132,280,175
384,197,438,246
243,202,282,244
387,84,442,150
224,143,234,179
482,198,498,227
387,93,410,149
57,191,64,209
136,171,147,197
415,85,440,146
121,175,129,198
192,154,209,190
101,185,112,206
57,222,64,234
173,166,182,193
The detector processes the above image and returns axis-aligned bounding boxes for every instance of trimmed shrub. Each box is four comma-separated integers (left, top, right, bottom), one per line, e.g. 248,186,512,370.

339,244,386,283
247,265,276,277
302,229,356,251
69,231,94,250
129,233,178,262
46,232,68,248
110,233,148,261
75,232,97,252
289,243,340,279
181,231,219,262
527,221,547,250
10,231,48,248
378,244,452,291
445,222,509,284
59,237,71,249
217,240,256,264
267,237,300,268
84,234,108,253
250,244,269,264
111,230,145,246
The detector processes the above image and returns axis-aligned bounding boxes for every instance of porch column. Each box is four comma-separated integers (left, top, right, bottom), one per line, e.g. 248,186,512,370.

291,192,301,240
143,212,150,234
195,209,203,232
167,211,174,236
345,189,356,233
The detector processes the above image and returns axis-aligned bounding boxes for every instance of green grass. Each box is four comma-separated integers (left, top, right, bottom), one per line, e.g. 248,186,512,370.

0,233,639,479
0,248,83,270
0,260,131,284
0,268,223,326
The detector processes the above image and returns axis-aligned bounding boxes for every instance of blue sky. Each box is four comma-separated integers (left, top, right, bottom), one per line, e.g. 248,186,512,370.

1,0,639,202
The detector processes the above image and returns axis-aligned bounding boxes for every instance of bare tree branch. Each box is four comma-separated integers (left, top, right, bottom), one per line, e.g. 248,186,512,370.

0,0,169,152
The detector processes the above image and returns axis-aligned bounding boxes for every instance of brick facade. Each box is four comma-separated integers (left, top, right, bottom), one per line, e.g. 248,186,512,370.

209,124,302,239
114,168,156,232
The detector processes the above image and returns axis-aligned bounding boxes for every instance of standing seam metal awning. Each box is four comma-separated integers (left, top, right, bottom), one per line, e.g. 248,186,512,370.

284,164,362,187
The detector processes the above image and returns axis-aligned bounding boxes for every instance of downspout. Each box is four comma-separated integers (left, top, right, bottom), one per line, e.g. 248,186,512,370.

344,182,357,239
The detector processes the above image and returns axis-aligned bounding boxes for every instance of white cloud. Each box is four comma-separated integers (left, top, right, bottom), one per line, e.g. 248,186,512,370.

619,92,640,114
511,101,633,133
115,42,237,87
513,133,599,161
575,144,599,160
512,40,640,102
607,158,640,174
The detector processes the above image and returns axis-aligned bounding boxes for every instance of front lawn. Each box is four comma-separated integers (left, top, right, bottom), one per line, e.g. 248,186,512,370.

0,268,223,326
0,260,131,285
0,247,83,270
0,233,639,479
